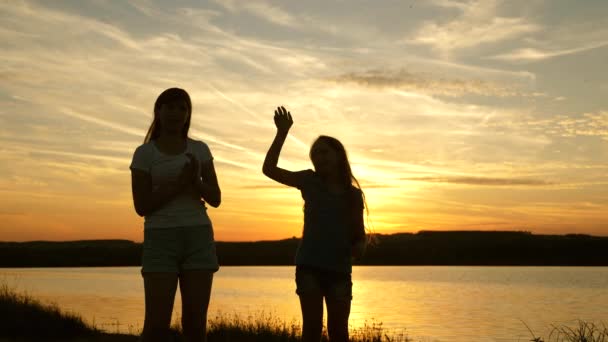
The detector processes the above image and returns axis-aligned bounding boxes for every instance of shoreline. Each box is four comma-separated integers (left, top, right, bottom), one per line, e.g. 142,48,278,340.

2,231,608,267
2,281,607,341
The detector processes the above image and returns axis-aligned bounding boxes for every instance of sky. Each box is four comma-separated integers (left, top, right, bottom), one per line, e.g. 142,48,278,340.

1,0,607,242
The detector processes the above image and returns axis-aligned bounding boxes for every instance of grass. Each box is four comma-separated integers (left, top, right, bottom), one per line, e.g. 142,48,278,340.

0,281,96,340
0,281,410,341
548,321,608,342
206,312,302,341
523,319,608,342
202,312,411,342
1,282,606,341
0,282,136,341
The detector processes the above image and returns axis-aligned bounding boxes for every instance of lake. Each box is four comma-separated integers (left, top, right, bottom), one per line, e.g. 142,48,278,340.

1,266,607,341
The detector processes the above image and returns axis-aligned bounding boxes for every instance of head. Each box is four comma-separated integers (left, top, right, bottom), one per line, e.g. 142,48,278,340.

309,135,357,189
144,88,192,143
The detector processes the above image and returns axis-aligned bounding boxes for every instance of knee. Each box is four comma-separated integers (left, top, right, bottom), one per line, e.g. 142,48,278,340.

301,315,322,334
182,317,204,330
302,314,323,329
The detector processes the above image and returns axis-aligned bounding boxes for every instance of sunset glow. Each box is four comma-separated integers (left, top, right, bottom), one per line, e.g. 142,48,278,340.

1,0,607,242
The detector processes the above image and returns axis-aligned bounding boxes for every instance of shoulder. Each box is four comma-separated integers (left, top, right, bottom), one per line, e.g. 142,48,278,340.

132,142,155,158
298,169,316,180
296,169,317,190
187,138,210,151
188,138,208,148
188,138,213,161
130,142,155,171
301,169,315,177
351,186,364,205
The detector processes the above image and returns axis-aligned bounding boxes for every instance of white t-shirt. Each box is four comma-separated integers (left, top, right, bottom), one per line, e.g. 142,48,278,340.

130,138,213,229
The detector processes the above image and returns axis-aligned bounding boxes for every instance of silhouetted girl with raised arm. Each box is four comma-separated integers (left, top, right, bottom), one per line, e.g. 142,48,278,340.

263,106,367,342
130,88,221,342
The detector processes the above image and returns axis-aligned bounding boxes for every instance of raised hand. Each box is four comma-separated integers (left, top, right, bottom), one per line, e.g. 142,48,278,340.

274,106,293,133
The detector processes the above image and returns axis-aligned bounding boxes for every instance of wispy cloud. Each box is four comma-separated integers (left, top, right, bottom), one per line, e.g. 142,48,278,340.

405,176,555,186
59,107,142,137
408,0,540,57
555,111,608,140
327,69,532,97
214,0,296,27
0,0,142,51
490,41,608,62
482,110,608,141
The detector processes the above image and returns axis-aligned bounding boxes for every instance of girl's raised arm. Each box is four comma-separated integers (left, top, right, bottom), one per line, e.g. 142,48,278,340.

262,106,306,188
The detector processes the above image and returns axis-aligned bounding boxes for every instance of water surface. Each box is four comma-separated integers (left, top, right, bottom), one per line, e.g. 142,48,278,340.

2,266,607,341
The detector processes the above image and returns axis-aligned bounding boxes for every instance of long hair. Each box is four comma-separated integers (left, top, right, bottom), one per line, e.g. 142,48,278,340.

310,136,370,241
310,135,361,191
144,88,192,143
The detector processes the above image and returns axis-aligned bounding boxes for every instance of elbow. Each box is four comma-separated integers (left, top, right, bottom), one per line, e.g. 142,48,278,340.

262,165,273,178
207,191,221,208
134,206,147,217
133,200,148,217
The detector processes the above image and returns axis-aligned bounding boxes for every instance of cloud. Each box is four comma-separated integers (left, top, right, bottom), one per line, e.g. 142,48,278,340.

490,41,608,62
29,149,130,165
48,107,262,169
405,176,554,186
483,110,608,141
59,107,143,137
408,0,540,56
211,0,296,28
327,69,528,97
236,2,295,27
0,0,142,51
555,111,608,140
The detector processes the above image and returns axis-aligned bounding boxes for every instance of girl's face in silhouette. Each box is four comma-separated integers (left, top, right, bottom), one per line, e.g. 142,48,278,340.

310,140,340,177
157,100,189,135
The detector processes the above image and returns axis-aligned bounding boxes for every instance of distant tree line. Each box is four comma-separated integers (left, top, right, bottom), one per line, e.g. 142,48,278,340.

361,231,608,266
0,231,606,267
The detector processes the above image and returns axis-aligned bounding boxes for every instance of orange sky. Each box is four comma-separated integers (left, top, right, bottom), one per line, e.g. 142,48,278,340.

1,1,607,242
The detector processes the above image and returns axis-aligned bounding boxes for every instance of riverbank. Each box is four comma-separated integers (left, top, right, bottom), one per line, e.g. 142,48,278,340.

1,282,606,341
0,282,410,341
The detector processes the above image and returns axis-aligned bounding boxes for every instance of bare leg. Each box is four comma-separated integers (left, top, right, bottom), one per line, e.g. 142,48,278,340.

179,270,214,342
326,298,350,342
141,272,178,342
299,294,324,342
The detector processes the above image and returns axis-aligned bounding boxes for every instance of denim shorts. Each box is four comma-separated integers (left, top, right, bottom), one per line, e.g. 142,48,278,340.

141,224,219,274
295,265,352,301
